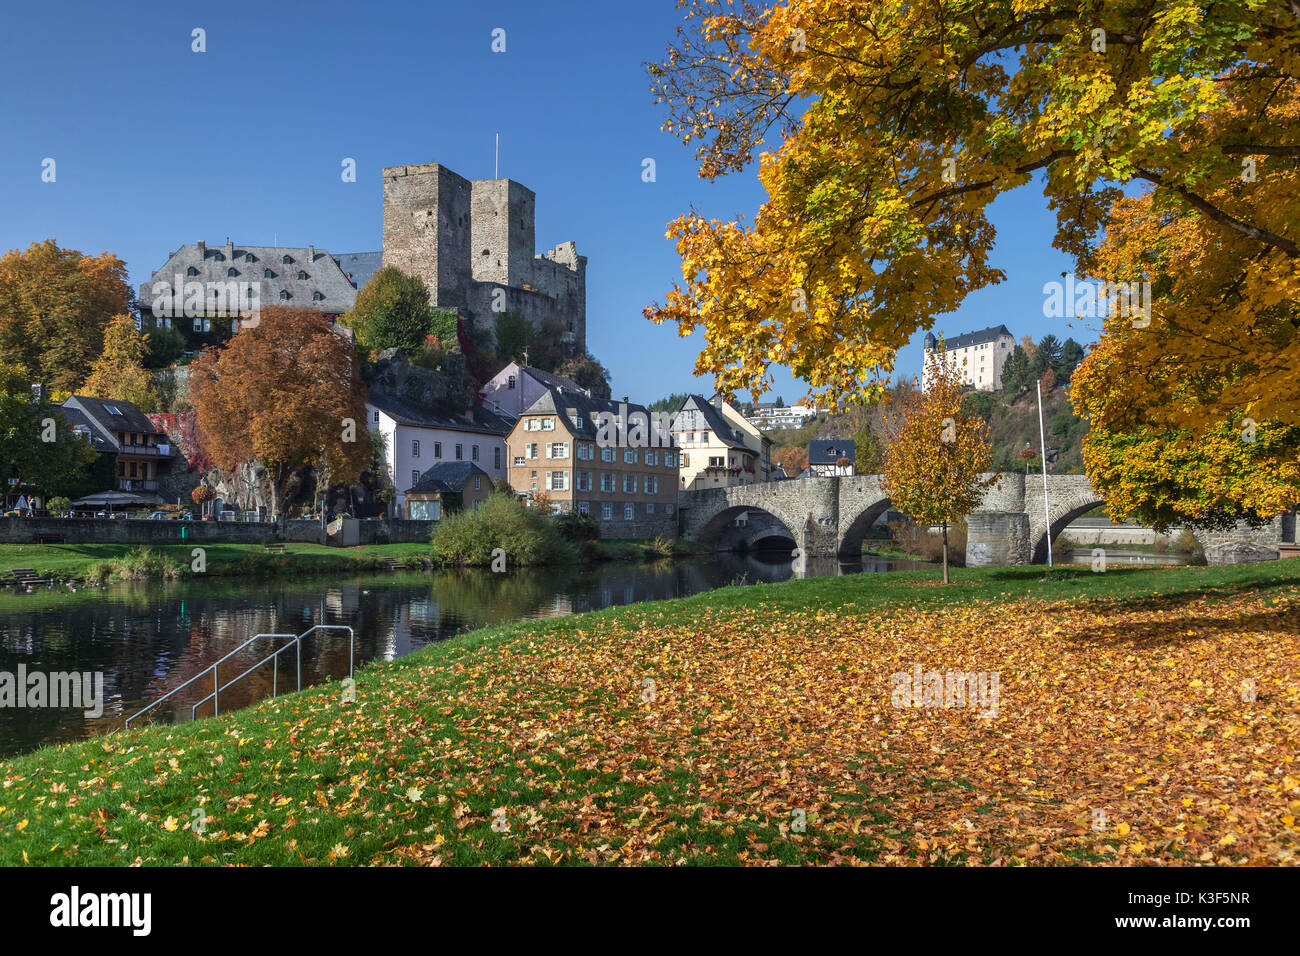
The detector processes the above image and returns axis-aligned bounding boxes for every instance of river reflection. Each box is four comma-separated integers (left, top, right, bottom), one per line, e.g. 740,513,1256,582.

0,551,935,757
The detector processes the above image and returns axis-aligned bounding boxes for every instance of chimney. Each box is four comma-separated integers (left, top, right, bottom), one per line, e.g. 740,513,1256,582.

307,245,315,263
225,238,234,260
196,240,205,259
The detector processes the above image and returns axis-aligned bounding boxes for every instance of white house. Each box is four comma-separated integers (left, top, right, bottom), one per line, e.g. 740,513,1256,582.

366,393,511,517
922,325,1015,391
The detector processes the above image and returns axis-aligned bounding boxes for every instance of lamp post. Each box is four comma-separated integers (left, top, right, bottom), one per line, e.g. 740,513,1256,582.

1037,380,1053,569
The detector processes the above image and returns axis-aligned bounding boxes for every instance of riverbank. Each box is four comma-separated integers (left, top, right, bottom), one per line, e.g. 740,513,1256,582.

0,538,698,583
2,558,1297,865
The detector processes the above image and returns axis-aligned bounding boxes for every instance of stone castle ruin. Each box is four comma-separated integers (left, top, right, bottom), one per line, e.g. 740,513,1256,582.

381,163,587,352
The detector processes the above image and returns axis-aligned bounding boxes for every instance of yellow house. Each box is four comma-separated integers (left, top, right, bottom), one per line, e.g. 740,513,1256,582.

669,395,773,491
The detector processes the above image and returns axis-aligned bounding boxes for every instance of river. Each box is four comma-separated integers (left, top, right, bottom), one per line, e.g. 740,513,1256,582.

0,551,935,757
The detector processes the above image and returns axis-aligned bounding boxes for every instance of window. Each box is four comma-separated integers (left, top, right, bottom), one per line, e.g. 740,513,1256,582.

530,470,537,490
600,473,614,492
472,444,479,461
665,503,674,515
602,503,612,520
600,446,615,462
682,453,690,467
313,292,324,301
298,271,308,280
264,269,274,278
547,442,569,459
578,501,590,516
187,266,199,276
525,443,538,460
282,255,293,264
513,456,525,467
645,451,658,466
455,444,463,460
622,474,637,494
547,471,569,491
709,456,725,467
665,453,677,468
494,447,501,469
227,267,238,277
577,442,594,461
214,252,225,261
280,290,291,300
577,471,592,492
372,409,379,423
646,502,655,514
624,449,637,464
412,470,420,486
474,476,482,490
434,441,442,458
245,253,255,263
508,375,516,389
412,440,420,457
624,503,634,520
645,476,658,494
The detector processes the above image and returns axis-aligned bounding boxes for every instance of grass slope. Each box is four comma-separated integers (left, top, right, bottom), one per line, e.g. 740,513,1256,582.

1,560,1297,866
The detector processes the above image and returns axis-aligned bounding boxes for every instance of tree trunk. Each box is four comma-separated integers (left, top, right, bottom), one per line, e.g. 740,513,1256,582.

942,519,950,585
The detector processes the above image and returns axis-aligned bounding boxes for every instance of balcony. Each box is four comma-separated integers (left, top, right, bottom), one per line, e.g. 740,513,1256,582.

119,443,168,456
118,479,159,492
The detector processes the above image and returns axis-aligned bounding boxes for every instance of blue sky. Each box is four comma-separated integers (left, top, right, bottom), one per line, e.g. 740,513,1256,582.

0,0,1097,405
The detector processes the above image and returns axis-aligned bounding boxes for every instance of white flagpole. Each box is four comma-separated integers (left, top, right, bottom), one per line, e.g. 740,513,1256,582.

495,133,499,179
1037,379,1052,568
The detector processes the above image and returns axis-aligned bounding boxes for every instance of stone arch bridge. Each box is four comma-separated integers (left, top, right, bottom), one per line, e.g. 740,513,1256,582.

678,474,1286,566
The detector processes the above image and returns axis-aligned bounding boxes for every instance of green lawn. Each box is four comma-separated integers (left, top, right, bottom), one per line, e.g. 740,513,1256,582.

1,558,1297,866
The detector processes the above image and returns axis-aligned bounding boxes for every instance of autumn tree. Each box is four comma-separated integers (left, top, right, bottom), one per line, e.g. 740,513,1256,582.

881,354,998,583
0,240,132,391
645,1,1299,411
342,267,435,354
853,426,881,474
188,307,370,530
82,315,157,411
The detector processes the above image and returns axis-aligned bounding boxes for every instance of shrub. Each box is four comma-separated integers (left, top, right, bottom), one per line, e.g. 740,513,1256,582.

87,546,182,582
554,510,600,543
430,493,577,567
886,516,966,565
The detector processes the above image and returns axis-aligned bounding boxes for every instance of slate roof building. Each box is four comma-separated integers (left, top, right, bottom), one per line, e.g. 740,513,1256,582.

137,240,366,349
59,395,176,502
505,385,680,538
670,395,773,490
807,438,855,477
403,461,492,520
479,361,589,421
365,390,511,517
921,324,1015,392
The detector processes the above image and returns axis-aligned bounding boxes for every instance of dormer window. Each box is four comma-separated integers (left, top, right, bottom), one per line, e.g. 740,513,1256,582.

214,252,225,261
245,253,255,262
297,271,308,280
227,268,238,277
282,255,293,264
280,290,292,300
313,292,324,301
264,269,274,278
186,266,199,276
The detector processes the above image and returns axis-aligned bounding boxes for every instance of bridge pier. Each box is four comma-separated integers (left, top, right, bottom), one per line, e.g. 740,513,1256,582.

965,512,1030,566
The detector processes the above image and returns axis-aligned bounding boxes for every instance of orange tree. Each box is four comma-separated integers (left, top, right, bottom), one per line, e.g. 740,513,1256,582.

0,240,132,392
644,1,1300,409
81,315,157,412
188,307,369,529
881,354,997,583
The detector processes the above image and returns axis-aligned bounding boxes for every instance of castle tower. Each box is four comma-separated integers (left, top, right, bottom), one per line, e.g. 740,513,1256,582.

381,163,472,310
469,179,535,288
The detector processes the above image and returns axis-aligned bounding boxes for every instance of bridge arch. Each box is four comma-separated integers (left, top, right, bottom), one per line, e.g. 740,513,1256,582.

837,497,894,558
693,503,799,553
1029,490,1104,564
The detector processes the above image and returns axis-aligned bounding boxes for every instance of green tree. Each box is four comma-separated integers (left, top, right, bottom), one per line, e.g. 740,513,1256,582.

0,363,98,503
1059,338,1086,382
556,353,612,399
1000,346,1030,394
342,267,433,354
494,311,535,363
143,323,187,370
428,308,459,345
1036,335,1064,375
853,426,881,474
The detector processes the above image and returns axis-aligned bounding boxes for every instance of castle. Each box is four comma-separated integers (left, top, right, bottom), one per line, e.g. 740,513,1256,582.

138,162,587,353
381,163,586,351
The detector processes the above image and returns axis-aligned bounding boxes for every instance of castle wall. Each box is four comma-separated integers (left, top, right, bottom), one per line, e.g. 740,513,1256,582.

382,164,473,311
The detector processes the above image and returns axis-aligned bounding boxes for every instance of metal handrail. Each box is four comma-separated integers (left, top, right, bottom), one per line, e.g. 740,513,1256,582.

125,625,354,729
125,632,296,729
